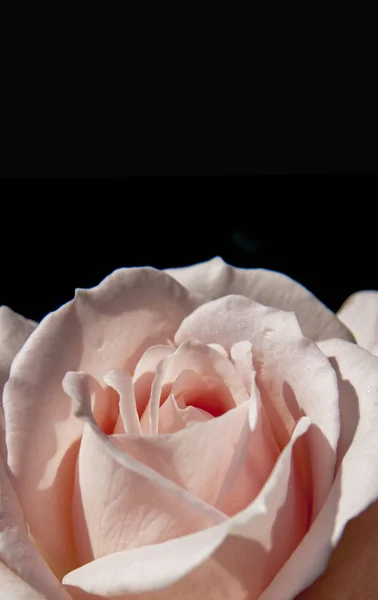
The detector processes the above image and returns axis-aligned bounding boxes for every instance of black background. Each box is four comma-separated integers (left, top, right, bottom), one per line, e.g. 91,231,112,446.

1,221,376,323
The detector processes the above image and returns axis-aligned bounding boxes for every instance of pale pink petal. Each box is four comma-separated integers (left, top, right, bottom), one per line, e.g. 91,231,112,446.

103,370,141,435
63,371,225,565
0,306,36,458
0,563,53,600
167,257,354,342
218,391,280,516
158,386,213,435
0,306,36,393
3,268,196,577
176,295,340,518
118,402,256,518
143,340,249,435
207,342,229,357
132,344,175,417
230,340,254,395
260,339,378,599
133,344,176,380
63,418,310,599
338,290,378,355
0,452,71,600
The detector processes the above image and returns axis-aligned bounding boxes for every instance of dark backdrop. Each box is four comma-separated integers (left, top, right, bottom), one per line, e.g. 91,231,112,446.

1,226,376,323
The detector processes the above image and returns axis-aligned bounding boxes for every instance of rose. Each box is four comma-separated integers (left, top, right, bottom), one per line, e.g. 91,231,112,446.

1,257,378,599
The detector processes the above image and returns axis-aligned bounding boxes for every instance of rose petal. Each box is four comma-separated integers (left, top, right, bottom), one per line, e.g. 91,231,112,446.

3,268,196,577
0,563,52,600
259,339,378,599
338,291,378,356
0,306,36,393
133,344,176,380
218,390,280,516
158,376,213,434
207,342,229,357
143,340,249,435
176,295,340,518
103,370,142,435
132,344,175,418
63,417,310,599
167,257,354,342
63,371,226,565
0,306,36,458
0,451,71,600
117,401,257,518
230,340,254,395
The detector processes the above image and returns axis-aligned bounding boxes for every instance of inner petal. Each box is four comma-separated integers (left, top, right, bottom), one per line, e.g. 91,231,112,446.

132,344,175,417
174,371,235,418
143,340,248,435
158,393,212,434
104,370,141,436
63,370,225,566
231,340,255,395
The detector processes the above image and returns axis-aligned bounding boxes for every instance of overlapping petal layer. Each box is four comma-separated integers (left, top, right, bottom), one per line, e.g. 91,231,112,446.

3,269,196,576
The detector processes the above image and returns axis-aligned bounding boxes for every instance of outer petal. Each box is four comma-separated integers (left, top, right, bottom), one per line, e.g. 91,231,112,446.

176,295,340,518
167,257,354,343
260,339,378,599
0,306,36,393
0,451,71,600
3,269,196,578
63,417,310,600
338,290,378,355
0,306,36,458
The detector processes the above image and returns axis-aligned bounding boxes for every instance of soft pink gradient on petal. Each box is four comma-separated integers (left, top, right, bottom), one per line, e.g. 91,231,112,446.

63,371,225,566
259,339,378,600
218,392,280,516
63,418,310,600
158,387,213,435
0,306,36,393
0,563,55,600
338,291,378,356
3,268,196,577
103,370,141,435
143,340,248,434
231,340,254,395
167,257,354,343
207,342,229,357
0,452,71,600
176,295,340,519
132,344,175,417
116,402,255,517
0,306,36,458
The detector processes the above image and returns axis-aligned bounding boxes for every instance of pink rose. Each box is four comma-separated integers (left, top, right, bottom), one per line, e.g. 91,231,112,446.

1,257,378,599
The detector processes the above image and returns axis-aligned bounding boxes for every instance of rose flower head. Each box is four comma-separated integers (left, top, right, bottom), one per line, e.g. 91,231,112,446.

1,257,378,599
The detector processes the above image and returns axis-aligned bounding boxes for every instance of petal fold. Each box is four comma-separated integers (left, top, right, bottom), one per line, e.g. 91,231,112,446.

63,418,310,599
338,291,378,355
0,306,36,458
176,295,340,518
3,268,195,575
0,451,71,599
144,340,248,435
167,257,354,342
63,371,226,565
260,339,378,599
